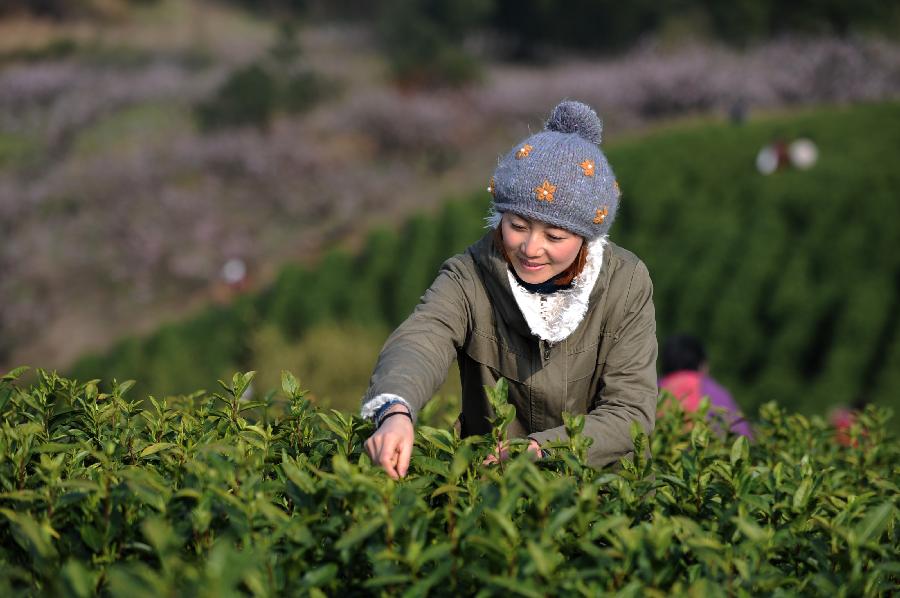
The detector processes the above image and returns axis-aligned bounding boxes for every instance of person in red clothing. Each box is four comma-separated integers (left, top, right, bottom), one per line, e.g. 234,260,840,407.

659,334,753,439
828,397,868,447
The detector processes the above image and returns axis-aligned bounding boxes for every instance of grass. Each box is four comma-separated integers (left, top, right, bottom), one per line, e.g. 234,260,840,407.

0,132,41,169
0,0,272,63
71,101,194,158
248,323,462,414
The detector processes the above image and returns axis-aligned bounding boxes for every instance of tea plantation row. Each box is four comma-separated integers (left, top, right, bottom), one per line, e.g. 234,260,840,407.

0,368,897,596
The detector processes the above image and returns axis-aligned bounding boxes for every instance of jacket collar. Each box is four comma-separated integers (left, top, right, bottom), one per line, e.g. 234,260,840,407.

469,233,533,339
468,232,613,341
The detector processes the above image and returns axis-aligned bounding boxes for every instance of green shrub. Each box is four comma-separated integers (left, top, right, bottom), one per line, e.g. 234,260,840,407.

388,214,445,323
376,0,492,87
195,25,334,130
0,368,896,595
248,323,392,413
609,102,900,421
488,0,900,56
346,228,401,327
195,63,278,130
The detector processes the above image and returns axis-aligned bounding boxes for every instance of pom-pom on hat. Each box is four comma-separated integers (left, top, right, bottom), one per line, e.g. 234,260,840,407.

490,100,620,240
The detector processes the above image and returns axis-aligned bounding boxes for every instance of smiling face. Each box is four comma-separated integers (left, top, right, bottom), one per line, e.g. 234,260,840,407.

499,212,584,284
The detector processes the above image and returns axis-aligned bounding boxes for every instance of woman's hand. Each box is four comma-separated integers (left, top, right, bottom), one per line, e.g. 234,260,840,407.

482,439,543,465
364,404,414,479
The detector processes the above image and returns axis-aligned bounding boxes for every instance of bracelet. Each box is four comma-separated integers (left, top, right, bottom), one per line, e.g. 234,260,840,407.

373,398,403,425
377,410,412,429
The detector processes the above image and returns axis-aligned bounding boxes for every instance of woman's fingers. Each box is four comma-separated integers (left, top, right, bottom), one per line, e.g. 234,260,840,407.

367,416,414,479
482,440,507,465
481,440,541,465
365,435,382,461
379,444,400,479
396,436,413,478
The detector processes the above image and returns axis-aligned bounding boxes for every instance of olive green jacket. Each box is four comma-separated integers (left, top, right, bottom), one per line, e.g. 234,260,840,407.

362,232,657,469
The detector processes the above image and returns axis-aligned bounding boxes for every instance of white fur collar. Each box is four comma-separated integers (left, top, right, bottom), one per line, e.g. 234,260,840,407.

506,234,607,343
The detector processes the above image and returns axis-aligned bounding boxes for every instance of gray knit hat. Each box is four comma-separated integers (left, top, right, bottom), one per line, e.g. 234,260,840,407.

489,100,620,240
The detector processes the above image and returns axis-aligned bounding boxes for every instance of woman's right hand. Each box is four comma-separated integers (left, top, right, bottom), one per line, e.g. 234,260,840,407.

364,404,414,479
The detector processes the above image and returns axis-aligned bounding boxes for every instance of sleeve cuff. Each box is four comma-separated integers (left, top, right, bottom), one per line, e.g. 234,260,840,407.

360,393,411,421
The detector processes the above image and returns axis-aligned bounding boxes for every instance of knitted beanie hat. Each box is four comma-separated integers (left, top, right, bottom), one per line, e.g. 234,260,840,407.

489,100,620,240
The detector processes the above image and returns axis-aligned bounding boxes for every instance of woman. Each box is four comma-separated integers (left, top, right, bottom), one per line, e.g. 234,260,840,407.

361,100,657,478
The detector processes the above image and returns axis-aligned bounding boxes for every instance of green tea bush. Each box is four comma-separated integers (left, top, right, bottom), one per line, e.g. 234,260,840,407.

1,368,897,596
69,197,487,401
611,102,900,420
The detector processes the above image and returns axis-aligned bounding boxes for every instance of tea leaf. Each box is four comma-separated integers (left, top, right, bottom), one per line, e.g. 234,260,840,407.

853,502,895,546
335,519,383,550
793,479,813,512
140,443,178,458
302,563,338,588
1,366,31,381
730,436,749,466
281,370,308,399
0,508,59,561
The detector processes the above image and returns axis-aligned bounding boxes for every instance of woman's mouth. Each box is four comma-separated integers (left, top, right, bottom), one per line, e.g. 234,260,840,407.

519,258,546,270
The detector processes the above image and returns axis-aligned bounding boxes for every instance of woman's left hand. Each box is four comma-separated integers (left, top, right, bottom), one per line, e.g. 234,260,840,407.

483,439,542,465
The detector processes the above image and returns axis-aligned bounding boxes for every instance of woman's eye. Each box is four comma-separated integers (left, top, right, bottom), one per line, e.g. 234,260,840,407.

547,235,564,242
512,224,527,231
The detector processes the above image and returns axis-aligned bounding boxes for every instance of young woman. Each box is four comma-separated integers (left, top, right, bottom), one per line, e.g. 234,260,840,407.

361,100,658,478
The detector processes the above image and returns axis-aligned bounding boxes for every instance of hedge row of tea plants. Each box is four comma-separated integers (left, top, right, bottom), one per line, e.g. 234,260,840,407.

1,367,897,596
69,197,488,402
69,102,900,423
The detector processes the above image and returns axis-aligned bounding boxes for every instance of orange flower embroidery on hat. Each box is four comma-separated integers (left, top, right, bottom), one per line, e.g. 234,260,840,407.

487,176,496,197
534,180,556,202
516,144,533,159
593,207,608,224
580,159,595,176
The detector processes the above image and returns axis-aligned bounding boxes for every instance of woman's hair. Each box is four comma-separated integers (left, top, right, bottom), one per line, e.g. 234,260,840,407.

493,225,588,286
660,334,707,376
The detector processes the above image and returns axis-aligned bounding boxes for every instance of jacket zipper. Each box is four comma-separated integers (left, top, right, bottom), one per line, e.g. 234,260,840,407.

538,340,553,432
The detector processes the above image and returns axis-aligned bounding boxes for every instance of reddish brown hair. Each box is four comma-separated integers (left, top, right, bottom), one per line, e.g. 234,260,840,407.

493,226,587,286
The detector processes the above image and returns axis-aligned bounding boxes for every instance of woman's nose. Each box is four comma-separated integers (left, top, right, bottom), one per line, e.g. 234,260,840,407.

521,235,543,257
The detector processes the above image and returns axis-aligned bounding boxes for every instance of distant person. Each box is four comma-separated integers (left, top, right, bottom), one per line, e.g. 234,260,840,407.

828,396,868,448
212,257,252,304
360,100,657,478
728,98,747,125
756,138,790,175
659,334,753,439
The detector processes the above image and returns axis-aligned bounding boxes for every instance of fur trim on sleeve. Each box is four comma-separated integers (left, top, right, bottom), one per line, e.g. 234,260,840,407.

360,393,411,421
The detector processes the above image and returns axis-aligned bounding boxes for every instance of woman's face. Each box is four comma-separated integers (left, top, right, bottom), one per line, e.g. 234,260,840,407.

500,212,584,284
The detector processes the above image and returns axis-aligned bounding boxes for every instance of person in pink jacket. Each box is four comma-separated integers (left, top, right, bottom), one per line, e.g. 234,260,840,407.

659,334,753,439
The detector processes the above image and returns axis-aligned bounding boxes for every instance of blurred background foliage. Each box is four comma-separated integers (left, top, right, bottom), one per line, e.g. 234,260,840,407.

3,0,899,84
69,102,900,427
1,0,899,426
196,23,337,130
